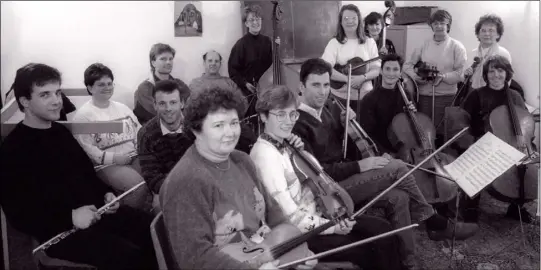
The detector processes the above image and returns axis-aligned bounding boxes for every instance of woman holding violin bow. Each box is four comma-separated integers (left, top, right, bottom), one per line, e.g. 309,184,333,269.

250,85,403,270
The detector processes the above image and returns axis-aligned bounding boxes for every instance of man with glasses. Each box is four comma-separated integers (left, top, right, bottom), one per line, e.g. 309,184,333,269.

228,5,276,127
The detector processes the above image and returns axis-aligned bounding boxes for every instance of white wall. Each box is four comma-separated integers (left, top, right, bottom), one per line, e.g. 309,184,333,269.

398,1,540,107
1,1,243,108
1,1,538,108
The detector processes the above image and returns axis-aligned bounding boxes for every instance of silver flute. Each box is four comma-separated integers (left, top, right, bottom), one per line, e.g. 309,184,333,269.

32,181,146,254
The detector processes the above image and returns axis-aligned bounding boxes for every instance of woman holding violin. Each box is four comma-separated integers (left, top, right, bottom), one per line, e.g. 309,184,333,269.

250,84,403,270
460,55,536,224
321,4,381,118
159,86,317,269
403,9,467,146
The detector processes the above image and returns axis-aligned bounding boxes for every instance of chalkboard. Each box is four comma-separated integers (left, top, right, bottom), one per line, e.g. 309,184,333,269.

241,1,339,62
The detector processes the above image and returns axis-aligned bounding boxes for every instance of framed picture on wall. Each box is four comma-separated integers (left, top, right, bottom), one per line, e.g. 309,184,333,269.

174,1,203,37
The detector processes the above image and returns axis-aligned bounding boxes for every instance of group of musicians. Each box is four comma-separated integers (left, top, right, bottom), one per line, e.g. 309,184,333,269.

0,3,536,270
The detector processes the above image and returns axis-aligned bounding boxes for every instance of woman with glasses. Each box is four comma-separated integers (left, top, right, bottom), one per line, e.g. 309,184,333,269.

250,85,403,270
463,14,512,91
321,4,381,118
160,86,317,270
228,4,275,128
364,11,396,55
73,63,153,213
402,9,467,146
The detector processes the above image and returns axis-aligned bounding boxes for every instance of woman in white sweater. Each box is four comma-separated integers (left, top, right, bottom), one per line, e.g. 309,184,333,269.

249,85,402,270
73,63,152,212
321,4,381,120
403,9,467,145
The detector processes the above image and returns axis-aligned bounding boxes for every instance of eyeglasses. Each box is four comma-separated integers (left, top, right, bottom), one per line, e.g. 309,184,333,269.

269,110,300,122
247,17,262,23
342,16,358,22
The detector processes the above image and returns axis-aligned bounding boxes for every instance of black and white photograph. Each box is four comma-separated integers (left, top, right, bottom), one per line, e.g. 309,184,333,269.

0,1,539,270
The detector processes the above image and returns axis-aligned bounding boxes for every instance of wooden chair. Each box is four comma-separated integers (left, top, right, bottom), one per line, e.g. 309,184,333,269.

150,212,359,270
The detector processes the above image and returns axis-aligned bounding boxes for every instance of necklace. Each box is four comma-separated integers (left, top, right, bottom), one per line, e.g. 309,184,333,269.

214,159,231,171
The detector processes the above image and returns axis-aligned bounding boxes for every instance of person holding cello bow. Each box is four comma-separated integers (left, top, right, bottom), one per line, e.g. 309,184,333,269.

358,54,464,217
228,4,280,129
159,86,318,269
459,55,538,224
293,58,479,269
321,4,381,121
403,9,467,147
250,85,403,270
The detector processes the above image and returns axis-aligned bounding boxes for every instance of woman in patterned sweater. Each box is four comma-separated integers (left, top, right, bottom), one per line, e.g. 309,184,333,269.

250,85,403,270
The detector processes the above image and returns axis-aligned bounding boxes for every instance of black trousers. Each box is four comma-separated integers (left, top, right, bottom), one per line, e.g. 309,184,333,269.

46,207,157,270
306,215,403,270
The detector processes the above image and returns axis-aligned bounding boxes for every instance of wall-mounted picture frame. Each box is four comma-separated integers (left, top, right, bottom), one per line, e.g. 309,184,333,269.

174,1,203,37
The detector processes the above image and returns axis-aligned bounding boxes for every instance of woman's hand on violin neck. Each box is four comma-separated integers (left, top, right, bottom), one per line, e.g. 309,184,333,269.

334,219,356,235
287,134,305,150
358,156,390,172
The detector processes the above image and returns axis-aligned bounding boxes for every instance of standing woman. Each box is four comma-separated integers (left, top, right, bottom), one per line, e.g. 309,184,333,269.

321,4,381,117
364,12,396,55
403,9,467,145
463,14,511,91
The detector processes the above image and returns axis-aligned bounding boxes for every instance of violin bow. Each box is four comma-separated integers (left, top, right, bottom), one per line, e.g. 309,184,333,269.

277,223,418,269
343,64,353,159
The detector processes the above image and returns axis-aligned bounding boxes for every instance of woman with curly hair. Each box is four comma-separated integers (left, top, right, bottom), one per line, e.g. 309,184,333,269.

159,86,317,270
463,14,512,90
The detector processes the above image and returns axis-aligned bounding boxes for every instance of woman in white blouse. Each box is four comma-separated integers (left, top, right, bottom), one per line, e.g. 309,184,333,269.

321,4,381,120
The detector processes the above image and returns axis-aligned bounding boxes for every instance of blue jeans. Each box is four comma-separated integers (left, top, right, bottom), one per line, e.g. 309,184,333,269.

339,159,435,269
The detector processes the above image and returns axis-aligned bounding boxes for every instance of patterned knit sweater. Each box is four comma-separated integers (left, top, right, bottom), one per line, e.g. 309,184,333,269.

160,145,288,269
137,116,194,194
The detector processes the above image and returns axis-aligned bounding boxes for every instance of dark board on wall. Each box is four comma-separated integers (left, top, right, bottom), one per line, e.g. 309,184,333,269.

241,1,339,62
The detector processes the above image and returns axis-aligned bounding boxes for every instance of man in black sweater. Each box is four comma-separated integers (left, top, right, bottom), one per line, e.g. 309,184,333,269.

293,58,479,269
0,63,157,269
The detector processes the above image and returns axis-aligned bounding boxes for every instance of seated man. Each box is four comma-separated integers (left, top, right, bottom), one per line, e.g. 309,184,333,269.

73,63,153,212
137,79,193,197
0,63,157,269
293,58,479,269
134,43,189,125
189,50,242,96
4,64,76,121
460,55,534,223
358,54,458,214
159,86,316,269
250,85,403,270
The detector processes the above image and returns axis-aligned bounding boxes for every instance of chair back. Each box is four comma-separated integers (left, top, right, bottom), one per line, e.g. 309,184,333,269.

150,212,181,270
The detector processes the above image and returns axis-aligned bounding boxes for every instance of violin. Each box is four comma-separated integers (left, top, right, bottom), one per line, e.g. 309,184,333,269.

330,56,382,89
488,86,539,203
331,97,379,159
285,141,355,220
388,78,457,203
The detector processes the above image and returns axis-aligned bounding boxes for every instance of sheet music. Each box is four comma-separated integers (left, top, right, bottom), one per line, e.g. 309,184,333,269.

444,132,526,198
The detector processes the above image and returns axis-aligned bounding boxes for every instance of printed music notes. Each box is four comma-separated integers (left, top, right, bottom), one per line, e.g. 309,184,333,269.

443,132,526,198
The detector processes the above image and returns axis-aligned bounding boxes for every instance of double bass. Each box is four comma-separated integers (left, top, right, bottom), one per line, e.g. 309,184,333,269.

388,78,457,203
256,0,284,90
487,86,539,204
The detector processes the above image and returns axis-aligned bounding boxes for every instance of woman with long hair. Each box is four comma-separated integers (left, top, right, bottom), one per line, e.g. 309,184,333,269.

321,4,381,119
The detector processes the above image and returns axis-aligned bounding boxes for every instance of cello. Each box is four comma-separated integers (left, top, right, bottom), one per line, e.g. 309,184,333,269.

388,78,458,203
487,86,539,204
